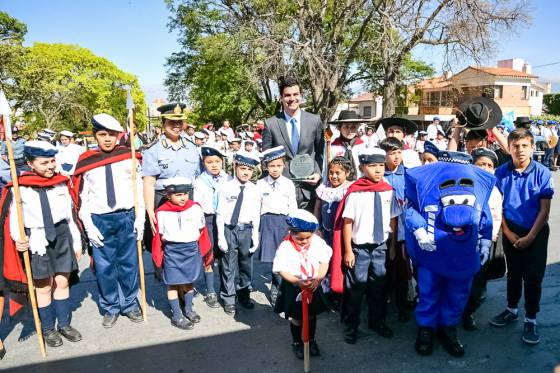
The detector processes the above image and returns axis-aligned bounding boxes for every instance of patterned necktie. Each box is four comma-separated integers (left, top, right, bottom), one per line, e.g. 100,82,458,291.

272,181,277,191
105,164,116,208
373,192,384,243
229,185,245,226
38,189,56,242
290,118,299,154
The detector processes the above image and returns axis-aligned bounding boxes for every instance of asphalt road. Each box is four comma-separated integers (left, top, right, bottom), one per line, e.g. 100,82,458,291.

1,175,559,373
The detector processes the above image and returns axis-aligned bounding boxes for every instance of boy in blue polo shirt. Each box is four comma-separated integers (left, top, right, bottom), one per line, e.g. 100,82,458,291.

490,129,554,345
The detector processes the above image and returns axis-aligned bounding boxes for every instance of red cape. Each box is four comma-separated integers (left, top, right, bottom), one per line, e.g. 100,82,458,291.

0,173,72,315
151,200,212,269
329,177,393,293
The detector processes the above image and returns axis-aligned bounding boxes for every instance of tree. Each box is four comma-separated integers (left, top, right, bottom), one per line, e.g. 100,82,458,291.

544,94,560,115
0,11,27,44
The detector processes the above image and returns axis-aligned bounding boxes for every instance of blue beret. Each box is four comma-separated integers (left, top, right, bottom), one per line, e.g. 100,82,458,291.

423,141,439,157
162,177,192,193
437,150,472,164
234,150,260,167
286,209,319,232
470,147,498,167
358,148,386,164
201,146,225,158
24,140,58,158
260,146,286,164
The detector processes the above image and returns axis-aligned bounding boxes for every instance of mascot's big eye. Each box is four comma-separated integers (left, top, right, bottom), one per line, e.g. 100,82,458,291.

439,179,456,190
462,198,469,204
449,199,455,205
459,178,474,187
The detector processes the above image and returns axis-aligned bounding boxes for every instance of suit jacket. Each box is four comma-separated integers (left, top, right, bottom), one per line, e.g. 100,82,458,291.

262,110,324,178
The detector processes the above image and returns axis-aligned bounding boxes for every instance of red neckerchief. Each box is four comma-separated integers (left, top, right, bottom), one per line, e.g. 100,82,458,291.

329,177,393,293
288,235,315,279
151,200,212,268
331,136,364,147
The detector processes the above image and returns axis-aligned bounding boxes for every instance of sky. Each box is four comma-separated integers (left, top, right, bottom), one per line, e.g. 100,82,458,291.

1,0,559,105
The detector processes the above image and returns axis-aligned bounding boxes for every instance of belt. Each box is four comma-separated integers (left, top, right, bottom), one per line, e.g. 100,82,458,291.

226,223,253,231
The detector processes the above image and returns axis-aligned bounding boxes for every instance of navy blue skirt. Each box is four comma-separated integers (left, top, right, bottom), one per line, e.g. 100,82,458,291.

258,213,289,263
163,241,202,286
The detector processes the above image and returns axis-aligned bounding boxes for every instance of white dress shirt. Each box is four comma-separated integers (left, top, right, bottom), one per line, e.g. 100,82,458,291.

216,177,261,246
283,110,302,144
427,123,443,141
55,143,85,175
193,172,230,215
272,235,332,277
342,189,400,245
402,149,421,169
10,182,82,255
257,175,297,216
156,204,205,243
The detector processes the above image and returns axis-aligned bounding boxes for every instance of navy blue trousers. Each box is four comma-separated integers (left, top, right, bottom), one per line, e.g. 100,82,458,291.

415,266,473,328
91,209,139,315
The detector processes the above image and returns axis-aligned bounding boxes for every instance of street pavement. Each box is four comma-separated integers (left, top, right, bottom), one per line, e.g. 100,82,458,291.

1,175,559,372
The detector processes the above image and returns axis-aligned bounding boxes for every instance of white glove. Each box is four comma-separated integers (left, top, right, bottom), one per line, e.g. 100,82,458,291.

86,225,104,248
218,238,228,253
414,228,436,252
478,239,492,265
249,245,258,254
134,218,145,241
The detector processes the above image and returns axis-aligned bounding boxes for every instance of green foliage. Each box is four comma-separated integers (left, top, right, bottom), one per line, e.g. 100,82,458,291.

544,94,560,115
0,11,27,44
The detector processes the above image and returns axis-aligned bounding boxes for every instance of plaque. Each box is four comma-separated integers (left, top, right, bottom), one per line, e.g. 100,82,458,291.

289,154,315,181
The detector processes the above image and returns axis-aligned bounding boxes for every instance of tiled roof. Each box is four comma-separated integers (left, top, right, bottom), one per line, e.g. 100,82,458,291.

348,92,375,102
416,76,452,89
466,66,537,78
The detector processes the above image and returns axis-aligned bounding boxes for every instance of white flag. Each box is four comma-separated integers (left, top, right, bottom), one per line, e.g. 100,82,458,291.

0,90,12,141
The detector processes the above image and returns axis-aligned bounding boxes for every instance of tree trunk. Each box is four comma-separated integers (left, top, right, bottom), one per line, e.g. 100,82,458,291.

382,63,398,117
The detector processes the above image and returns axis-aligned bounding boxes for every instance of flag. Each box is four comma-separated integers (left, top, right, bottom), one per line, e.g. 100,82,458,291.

0,90,12,141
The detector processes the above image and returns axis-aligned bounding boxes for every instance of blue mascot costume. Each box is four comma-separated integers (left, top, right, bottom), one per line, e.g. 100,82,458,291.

405,150,495,357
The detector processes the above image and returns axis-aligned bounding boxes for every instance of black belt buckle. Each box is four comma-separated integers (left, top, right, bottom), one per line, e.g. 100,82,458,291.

238,223,252,231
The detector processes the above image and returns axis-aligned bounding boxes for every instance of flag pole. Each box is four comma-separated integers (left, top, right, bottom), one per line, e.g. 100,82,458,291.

127,88,148,321
0,91,47,357
302,290,310,373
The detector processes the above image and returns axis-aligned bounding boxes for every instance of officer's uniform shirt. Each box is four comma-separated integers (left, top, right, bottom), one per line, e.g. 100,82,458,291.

1,138,26,160
495,160,554,229
10,182,82,255
384,166,406,241
272,234,332,277
193,171,230,215
156,203,205,243
216,177,261,244
142,136,201,191
342,188,401,245
56,143,85,175
257,175,297,216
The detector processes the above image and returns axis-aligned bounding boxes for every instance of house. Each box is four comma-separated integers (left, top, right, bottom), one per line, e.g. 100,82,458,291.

406,58,550,125
346,92,383,120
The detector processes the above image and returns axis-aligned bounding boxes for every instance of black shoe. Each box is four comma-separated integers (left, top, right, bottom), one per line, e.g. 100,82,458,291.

124,309,144,323
292,342,304,359
490,309,518,327
239,297,255,309
204,293,220,309
102,313,119,328
343,325,357,344
309,340,320,356
224,304,236,316
463,314,477,331
437,327,465,357
398,311,411,322
368,320,393,338
415,327,434,356
58,325,82,342
43,329,63,348
270,288,278,307
522,322,540,345
171,316,194,330
0,344,6,360
185,311,201,323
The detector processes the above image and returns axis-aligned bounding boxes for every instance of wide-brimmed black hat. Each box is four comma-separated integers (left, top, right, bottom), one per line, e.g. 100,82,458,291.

513,116,532,128
380,116,418,135
329,110,373,125
457,97,502,130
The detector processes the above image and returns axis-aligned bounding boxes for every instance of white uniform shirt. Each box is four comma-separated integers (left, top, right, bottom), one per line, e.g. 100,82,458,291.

427,123,443,141
156,204,205,243
488,186,503,242
193,172,230,215
257,175,297,216
10,182,82,255
402,148,421,169
216,177,261,245
78,158,145,227
433,138,448,151
272,234,332,278
55,143,85,175
342,189,401,245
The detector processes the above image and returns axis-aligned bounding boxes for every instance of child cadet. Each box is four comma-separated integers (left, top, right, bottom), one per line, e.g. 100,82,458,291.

273,209,332,359
328,110,369,178
379,137,412,322
256,146,298,306
490,129,554,345
9,141,83,347
152,177,212,329
73,113,145,328
193,145,230,308
330,147,400,344
216,150,261,315
379,117,421,168
55,130,85,175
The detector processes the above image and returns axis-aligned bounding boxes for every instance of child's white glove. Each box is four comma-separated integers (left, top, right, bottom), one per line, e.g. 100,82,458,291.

414,228,436,252
134,218,145,241
218,239,228,253
86,225,104,248
249,245,258,255
478,239,492,265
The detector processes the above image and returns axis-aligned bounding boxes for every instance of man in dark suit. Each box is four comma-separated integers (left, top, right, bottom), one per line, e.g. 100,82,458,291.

262,76,324,210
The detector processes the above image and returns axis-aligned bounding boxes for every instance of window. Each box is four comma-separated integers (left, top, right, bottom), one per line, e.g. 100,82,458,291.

494,85,503,99
363,106,372,118
521,86,529,100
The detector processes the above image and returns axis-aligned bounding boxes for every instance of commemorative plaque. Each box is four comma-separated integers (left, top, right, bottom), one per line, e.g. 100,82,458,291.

289,154,315,181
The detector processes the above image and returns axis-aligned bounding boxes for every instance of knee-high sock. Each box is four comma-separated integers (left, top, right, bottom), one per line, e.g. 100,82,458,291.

169,298,183,320
53,298,71,328
290,322,302,344
183,291,194,314
205,271,215,294
309,317,317,340
38,303,55,331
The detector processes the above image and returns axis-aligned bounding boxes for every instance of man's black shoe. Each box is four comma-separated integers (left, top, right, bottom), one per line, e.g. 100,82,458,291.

490,309,518,327
239,297,255,309
124,309,144,323
43,329,63,347
368,320,394,338
463,314,477,331
58,325,82,342
171,316,194,330
437,327,465,357
415,327,434,356
102,313,119,328
522,322,540,345
309,340,320,356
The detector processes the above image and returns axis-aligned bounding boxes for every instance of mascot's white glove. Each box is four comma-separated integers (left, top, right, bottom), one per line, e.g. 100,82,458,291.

478,239,492,265
218,238,228,253
85,224,104,248
414,228,436,252
134,218,145,241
